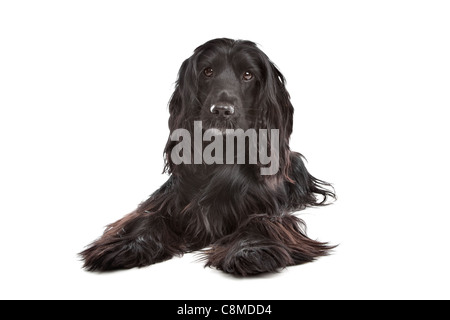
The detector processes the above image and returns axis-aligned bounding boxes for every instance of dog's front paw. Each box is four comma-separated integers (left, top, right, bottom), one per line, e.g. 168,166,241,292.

80,236,170,271
80,239,138,271
205,240,293,276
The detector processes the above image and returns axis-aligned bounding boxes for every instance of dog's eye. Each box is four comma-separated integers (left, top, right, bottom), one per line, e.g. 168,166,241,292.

203,67,214,77
243,71,254,81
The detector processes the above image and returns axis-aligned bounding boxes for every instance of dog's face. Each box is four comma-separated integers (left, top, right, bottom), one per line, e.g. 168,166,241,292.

196,44,260,131
165,39,295,177
168,39,293,135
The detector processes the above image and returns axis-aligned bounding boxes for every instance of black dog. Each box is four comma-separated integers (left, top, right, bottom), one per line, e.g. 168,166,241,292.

80,38,335,276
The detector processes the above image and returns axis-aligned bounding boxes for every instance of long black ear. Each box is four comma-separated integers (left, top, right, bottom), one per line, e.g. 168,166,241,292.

163,50,203,174
264,61,294,138
167,58,192,132
164,58,188,174
258,55,295,181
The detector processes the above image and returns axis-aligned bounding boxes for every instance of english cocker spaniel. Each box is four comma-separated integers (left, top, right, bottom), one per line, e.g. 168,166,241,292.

80,38,335,276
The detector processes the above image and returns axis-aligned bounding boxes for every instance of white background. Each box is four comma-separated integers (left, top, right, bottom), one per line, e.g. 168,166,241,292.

1,0,449,300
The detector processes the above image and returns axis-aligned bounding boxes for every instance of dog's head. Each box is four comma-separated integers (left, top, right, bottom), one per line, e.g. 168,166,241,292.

168,38,293,132
164,38,294,178
195,38,263,132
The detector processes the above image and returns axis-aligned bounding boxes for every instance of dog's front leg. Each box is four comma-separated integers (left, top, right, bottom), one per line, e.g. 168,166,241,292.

80,179,184,271
205,213,333,276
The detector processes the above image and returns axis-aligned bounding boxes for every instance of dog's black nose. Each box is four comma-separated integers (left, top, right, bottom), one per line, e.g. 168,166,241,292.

210,104,235,117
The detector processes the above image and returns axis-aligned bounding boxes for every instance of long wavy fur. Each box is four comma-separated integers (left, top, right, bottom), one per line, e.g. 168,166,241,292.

80,38,336,276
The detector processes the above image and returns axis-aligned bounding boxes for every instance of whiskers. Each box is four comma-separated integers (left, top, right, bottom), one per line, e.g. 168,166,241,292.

202,118,238,131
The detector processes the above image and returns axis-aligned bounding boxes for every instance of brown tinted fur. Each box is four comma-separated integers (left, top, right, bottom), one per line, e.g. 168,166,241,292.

80,39,336,275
